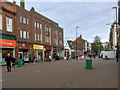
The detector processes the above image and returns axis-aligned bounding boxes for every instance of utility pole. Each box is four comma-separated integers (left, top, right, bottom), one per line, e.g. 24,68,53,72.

75,27,79,60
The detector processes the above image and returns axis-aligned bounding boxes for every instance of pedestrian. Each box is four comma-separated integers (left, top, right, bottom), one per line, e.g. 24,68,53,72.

67,55,69,60
12,56,16,67
5,53,12,72
93,53,96,59
69,55,71,60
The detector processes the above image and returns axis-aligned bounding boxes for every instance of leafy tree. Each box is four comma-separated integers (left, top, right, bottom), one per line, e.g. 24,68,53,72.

92,36,103,54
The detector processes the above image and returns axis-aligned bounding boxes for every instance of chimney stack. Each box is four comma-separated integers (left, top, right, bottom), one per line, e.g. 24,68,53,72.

20,0,25,9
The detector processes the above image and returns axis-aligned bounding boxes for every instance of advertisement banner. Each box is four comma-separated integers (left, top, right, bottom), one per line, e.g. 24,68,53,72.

33,44,44,50
0,39,16,47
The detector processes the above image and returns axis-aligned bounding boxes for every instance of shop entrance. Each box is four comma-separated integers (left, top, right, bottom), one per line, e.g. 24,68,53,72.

45,50,51,61
19,49,31,63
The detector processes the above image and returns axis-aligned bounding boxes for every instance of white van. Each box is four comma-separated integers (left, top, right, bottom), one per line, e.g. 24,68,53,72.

101,51,116,59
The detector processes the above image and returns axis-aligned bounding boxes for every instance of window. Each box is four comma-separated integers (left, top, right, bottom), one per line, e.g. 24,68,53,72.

0,14,2,30
35,33,36,41
59,32,62,36
46,26,50,36
23,31,26,39
27,32,29,39
39,35,41,41
40,23,42,29
20,16,22,22
23,17,26,24
53,29,55,34
37,22,39,29
37,34,39,41
34,22,36,27
56,30,58,34
27,19,29,24
59,40,62,45
47,36,49,43
6,17,12,32
55,39,57,45
20,30,22,38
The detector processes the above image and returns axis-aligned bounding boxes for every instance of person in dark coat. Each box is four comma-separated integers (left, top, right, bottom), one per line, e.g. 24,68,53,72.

5,53,12,72
12,56,16,67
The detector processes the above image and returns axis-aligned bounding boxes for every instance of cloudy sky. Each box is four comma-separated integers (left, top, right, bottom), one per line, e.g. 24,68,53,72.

8,0,118,43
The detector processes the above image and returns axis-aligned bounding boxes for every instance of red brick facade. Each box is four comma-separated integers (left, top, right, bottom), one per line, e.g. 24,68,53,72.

1,1,64,61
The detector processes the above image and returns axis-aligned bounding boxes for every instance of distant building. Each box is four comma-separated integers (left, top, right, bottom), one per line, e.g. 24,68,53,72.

102,42,109,51
65,35,89,58
109,22,118,50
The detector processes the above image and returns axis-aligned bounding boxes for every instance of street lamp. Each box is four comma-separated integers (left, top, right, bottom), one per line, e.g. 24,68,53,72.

75,27,79,60
112,6,118,62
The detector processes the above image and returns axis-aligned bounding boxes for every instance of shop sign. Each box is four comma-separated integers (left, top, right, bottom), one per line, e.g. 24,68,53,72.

44,46,52,50
33,44,44,50
0,39,16,47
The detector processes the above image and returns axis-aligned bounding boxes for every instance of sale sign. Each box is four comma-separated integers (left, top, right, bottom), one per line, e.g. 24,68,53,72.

0,39,16,47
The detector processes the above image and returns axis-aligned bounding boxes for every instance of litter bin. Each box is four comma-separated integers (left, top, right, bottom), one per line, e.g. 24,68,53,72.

17,59,23,67
86,59,92,69
2,60,6,66
105,56,108,60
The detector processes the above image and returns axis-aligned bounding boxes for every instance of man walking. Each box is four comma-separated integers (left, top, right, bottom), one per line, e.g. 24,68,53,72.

5,53,12,72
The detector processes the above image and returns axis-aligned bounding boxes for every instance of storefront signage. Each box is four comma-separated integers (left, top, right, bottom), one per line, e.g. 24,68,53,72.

0,39,16,47
44,46,52,50
33,44,44,50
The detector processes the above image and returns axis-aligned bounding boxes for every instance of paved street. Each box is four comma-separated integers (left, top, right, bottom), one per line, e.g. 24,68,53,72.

2,58,118,88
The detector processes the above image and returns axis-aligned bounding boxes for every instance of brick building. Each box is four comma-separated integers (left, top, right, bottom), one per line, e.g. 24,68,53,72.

65,35,89,58
0,0,64,62
0,1,17,63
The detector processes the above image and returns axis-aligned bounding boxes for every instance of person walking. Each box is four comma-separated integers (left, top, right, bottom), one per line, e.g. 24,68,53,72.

12,56,16,67
69,55,71,60
5,53,12,72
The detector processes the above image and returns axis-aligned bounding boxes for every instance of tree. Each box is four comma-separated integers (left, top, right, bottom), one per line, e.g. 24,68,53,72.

92,36,103,54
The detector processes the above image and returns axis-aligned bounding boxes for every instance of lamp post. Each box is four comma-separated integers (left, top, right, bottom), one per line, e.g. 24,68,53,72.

112,7,118,62
75,27,79,60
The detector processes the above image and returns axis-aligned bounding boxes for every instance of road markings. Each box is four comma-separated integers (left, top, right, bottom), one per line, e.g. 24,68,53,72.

65,83,71,87
33,71,40,74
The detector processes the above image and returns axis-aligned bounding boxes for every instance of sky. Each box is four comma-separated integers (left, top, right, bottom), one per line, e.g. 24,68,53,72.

8,0,118,44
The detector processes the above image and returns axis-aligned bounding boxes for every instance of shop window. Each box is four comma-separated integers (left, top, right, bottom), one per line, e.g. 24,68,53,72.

23,17,26,24
37,34,39,41
6,17,12,32
35,33,36,41
20,30,22,38
23,31,26,39
37,22,39,29
27,32,29,39
27,19,29,25
20,16,22,23
0,14,2,30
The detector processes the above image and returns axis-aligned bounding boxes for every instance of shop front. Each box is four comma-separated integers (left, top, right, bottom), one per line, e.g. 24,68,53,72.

17,42,32,63
0,35,16,64
44,46,52,61
33,44,44,62
53,47,64,59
